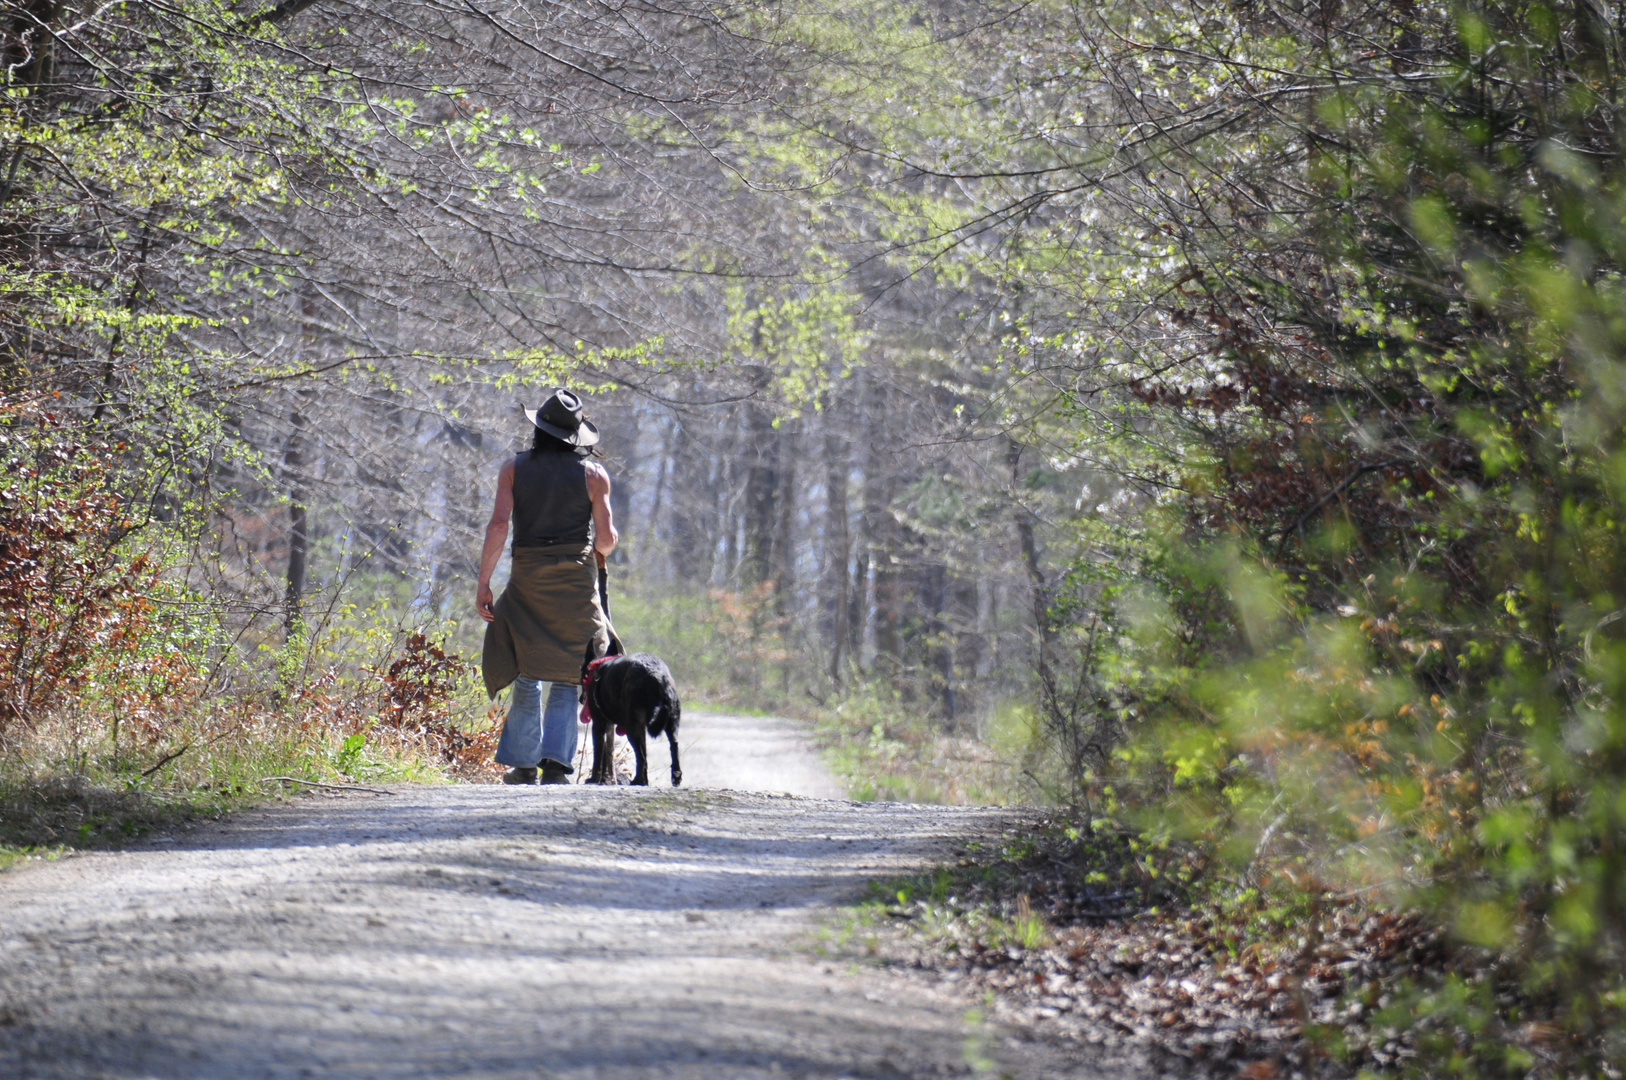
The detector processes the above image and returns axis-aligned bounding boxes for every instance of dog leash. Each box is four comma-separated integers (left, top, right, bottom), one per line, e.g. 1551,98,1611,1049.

596,550,612,618
595,550,624,654
571,657,599,785
573,552,624,785
571,724,590,782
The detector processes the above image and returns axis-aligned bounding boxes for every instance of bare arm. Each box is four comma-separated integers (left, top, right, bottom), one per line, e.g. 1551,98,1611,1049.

586,461,619,556
476,459,515,623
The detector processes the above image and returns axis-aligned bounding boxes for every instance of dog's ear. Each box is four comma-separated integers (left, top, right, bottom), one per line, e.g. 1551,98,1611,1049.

580,639,597,684
606,633,625,657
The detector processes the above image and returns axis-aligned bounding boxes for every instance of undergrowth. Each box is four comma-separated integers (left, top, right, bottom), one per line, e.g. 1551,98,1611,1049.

837,815,1587,1080
0,396,507,868
804,685,1047,806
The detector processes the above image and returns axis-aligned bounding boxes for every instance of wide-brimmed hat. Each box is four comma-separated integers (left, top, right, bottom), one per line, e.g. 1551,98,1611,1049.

523,388,600,447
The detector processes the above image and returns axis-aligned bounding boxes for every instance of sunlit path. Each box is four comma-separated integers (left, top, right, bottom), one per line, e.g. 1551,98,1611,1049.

0,783,1118,1079
603,710,846,800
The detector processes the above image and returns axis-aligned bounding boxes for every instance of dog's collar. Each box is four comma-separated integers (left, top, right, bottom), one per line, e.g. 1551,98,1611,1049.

580,655,624,735
583,655,615,685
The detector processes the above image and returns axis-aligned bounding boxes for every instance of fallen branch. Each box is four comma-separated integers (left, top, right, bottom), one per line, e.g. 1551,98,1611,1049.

140,744,191,777
257,776,393,795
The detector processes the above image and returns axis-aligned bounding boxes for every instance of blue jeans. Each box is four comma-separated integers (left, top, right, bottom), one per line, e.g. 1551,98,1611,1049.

494,677,580,770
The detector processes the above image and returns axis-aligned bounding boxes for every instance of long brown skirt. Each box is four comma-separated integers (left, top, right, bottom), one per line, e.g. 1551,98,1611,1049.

481,543,610,696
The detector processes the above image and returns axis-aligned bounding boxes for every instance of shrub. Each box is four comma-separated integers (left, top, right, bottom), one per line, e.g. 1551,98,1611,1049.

0,396,176,743
368,631,496,779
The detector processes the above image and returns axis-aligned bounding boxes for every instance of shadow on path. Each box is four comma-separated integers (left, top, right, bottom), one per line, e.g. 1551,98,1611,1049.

0,787,1130,1080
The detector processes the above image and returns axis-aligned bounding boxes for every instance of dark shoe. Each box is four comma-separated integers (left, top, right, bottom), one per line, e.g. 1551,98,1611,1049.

539,760,572,785
502,767,538,785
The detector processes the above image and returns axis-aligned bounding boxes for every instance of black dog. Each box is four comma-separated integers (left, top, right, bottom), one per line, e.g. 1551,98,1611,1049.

580,640,682,787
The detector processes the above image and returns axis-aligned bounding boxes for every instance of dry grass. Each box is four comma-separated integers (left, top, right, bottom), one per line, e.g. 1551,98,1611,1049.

0,700,464,865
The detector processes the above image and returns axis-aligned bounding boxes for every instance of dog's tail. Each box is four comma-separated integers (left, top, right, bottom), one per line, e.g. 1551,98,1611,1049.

648,701,680,737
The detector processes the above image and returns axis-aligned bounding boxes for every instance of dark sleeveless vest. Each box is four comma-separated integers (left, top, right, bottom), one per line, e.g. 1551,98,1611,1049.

511,450,592,551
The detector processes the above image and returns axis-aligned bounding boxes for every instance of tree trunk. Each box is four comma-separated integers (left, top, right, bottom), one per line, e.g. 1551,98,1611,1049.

712,407,739,585
982,582,995,683
284,289,320,639
857,373,900,673
850,545,869,669
742,396,778,586
644,416,669,559
770,421,797,694
1008,438,1052,689
866,466,900,671
951,573,981,724
772,420,798,613
722,441,741,584
284,410,309,639
848,376,873,670
923,561,954,722
668,417,714,583
822,422,851,683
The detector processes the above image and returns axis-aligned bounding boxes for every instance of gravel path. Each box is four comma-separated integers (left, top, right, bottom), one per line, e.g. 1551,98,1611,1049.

653,710,847,800
0,713,1121,1079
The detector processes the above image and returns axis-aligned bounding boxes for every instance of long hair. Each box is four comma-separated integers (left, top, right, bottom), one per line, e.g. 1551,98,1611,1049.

529,426,601,458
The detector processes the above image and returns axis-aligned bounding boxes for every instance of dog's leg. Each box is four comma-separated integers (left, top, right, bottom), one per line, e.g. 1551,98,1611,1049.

599,720,617,785
628,716,650,786
587,720,601,784
667,725,682,787
590,719,611,784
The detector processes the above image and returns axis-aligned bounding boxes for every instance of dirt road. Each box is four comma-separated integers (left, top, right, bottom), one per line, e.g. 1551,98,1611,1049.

658,710,846,799
0,712,1117,1079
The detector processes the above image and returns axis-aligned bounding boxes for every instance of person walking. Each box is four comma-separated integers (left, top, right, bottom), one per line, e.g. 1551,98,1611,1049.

478,389,618,785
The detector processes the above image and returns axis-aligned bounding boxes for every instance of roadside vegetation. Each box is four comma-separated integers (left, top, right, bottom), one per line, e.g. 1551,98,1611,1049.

832,818,1474,1079
0,396,494,859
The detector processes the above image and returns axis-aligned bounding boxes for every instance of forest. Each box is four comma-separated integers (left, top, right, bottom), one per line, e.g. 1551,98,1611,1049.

2,0,1624,1075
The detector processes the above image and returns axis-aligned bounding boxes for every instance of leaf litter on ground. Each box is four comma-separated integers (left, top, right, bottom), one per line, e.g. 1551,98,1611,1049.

843,813,1509,1080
